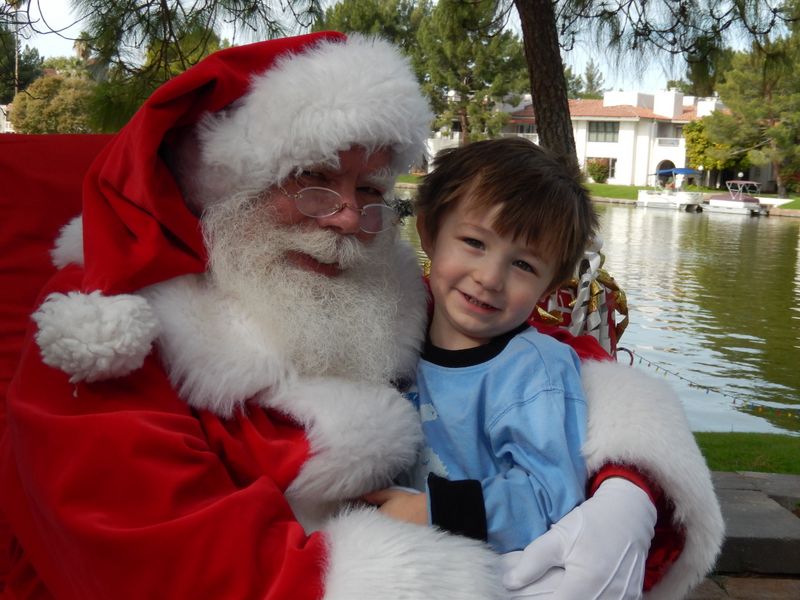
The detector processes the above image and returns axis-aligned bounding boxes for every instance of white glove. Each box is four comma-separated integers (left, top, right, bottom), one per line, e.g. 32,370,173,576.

499,551,563,598
503,478,657,600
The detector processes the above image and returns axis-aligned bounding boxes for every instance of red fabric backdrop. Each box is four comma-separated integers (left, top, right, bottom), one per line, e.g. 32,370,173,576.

0,133,112,590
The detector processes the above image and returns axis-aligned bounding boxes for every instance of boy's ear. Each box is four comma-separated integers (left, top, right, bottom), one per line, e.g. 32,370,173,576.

415,213,435,256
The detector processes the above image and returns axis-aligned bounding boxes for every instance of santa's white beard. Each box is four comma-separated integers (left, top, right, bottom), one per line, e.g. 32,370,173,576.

202,192,412,384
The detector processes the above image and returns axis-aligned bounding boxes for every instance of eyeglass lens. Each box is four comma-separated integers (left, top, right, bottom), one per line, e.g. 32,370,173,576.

294,188,396,233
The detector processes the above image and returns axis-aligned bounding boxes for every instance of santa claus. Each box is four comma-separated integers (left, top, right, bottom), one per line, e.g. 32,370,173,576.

0,32,722,599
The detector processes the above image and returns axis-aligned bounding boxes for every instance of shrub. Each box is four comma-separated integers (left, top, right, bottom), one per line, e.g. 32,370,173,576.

586,158,610,183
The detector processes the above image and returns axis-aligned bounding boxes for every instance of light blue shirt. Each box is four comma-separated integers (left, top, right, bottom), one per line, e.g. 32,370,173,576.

407,326,588,553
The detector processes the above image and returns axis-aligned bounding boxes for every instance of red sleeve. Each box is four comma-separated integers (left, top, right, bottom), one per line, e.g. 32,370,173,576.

1,272,327,600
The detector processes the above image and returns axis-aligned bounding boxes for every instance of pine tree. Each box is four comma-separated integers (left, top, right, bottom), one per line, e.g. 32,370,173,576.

581,59,605,99
417,0,528,145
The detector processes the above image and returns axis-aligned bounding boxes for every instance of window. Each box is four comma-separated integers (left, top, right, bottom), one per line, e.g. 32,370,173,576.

588,121,619,142
516,123,536,134
657,123,683,139
656,122,672,137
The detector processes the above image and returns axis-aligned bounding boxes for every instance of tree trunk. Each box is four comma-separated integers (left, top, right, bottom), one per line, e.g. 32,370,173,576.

459,108,471,146
774,159,787,198
514,0,578,168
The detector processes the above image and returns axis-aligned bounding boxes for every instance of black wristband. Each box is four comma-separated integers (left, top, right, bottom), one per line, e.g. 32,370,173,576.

427,473,488,542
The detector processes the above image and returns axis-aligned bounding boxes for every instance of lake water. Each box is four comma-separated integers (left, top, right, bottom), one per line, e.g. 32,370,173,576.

399,201,800,435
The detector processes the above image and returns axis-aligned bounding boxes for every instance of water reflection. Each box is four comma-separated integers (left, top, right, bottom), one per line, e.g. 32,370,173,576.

399,201,800,434
598,206,800,433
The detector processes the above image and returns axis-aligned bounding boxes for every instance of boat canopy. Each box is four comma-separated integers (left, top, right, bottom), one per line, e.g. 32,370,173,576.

655,168,701,176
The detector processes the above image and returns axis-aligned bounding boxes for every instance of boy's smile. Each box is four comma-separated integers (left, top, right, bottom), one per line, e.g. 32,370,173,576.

421,201,557,351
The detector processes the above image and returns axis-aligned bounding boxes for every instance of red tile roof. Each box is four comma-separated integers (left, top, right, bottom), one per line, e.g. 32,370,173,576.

509,100,698,123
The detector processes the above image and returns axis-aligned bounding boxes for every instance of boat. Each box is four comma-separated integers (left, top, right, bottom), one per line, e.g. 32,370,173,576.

635,168,703,212
705,180,770,216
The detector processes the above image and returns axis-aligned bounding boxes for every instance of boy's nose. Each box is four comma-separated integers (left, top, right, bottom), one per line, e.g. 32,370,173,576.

474,261,504,291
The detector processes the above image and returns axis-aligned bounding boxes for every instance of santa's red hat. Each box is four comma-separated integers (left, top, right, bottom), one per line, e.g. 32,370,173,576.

34,32,432,383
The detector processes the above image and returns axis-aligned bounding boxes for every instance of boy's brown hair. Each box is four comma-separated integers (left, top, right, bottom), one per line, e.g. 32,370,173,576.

415,137,598,289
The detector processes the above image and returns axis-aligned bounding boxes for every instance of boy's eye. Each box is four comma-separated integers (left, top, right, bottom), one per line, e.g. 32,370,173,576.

513,259,536,274
462,237,484,249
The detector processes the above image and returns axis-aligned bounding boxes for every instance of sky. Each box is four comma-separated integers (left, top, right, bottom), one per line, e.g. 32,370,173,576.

21,0,675,93
20,1,82,57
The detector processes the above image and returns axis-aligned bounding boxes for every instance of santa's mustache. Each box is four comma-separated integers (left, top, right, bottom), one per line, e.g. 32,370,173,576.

276,224,370,270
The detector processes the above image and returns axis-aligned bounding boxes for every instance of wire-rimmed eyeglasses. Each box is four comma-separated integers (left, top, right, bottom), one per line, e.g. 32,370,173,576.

279,186,399,234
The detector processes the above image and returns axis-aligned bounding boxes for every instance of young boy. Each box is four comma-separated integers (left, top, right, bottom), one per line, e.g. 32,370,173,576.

365,137,598,557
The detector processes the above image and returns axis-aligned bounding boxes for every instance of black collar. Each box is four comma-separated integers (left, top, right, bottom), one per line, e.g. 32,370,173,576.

422,322,531,368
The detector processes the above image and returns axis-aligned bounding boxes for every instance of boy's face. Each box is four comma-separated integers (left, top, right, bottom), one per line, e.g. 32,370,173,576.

420,200,557,350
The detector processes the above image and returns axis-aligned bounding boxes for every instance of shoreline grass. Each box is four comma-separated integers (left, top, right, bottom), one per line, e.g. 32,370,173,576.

693,432,800,474
585,183,645,200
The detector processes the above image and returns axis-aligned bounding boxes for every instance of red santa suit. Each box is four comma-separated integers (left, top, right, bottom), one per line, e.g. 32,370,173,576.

0,32,723,600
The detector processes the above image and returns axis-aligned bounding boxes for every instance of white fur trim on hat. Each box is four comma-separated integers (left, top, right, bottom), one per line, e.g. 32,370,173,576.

51,215,85,268
33,290,159,383
322,508,505,600
580,360,725,600
192,34,432,206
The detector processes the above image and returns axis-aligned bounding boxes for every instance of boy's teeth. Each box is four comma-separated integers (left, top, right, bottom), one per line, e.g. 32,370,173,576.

468,295,491,308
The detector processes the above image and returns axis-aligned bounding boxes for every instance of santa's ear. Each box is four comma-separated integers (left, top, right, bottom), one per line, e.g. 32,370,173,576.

415,213,435,257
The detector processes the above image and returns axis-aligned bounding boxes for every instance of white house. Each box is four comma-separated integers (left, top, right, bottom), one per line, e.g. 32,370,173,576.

504,90,725,187
0,104,13,133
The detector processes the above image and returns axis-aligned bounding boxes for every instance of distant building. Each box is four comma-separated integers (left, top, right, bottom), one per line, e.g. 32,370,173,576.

505,90,726,187
1,104,14,133
425,90,742,188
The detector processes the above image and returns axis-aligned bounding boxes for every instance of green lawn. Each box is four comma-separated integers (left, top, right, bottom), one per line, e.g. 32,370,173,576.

693,432,800,474
585,183,644,200
397,174,422,184
775,198,800,210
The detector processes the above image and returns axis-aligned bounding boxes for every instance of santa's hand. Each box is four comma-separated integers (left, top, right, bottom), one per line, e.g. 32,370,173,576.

503,478,656,600
361,487,428,525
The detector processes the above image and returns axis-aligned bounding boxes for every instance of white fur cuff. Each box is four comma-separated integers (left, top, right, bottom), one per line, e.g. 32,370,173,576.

322,508,505,600
579,360,725,600
33,291,159,383
277,378,422,504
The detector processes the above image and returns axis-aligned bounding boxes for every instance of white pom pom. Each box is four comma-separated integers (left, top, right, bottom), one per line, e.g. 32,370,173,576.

33,291,160,383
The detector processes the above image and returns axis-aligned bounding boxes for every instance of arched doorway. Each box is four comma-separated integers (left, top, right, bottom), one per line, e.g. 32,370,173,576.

656,160,676,187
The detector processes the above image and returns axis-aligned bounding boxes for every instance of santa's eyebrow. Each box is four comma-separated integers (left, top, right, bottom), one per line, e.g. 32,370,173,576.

363,167,396,189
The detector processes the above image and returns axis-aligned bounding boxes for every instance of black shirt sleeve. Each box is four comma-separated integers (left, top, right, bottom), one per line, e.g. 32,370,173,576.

427,473,488,542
